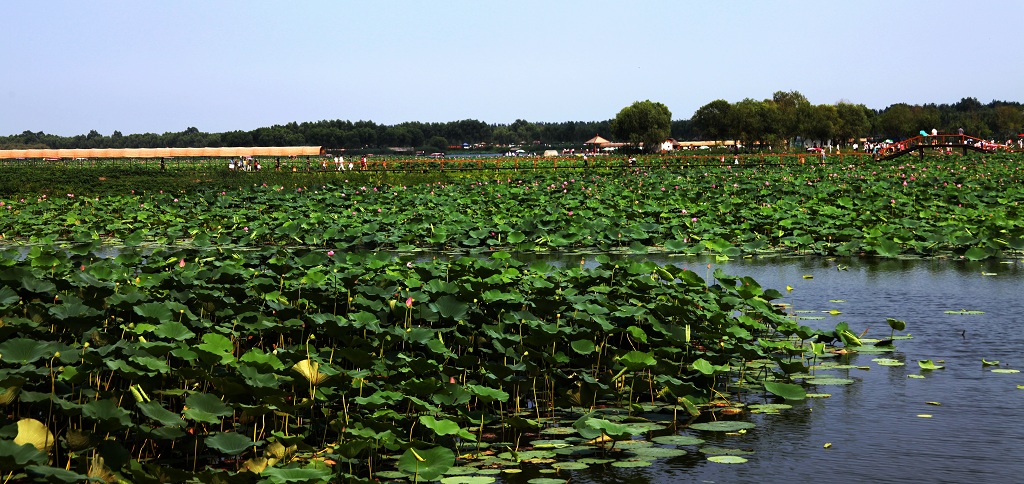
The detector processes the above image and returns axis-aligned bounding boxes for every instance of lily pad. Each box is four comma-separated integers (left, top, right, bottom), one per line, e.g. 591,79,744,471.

872,358,905,366
689,421,756,432
707,455,749,464
990,369,1020,374
651,435,705,446
918,360,945,370
803,377,855,385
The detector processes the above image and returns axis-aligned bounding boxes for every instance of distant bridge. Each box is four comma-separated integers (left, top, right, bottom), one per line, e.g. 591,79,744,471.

877,134,1001,161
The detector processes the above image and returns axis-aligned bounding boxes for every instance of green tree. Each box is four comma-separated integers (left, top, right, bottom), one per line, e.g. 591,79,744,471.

691,99,732,141
772,90,811,144
835,102,871,145
612,100,671,151
427,136,449,152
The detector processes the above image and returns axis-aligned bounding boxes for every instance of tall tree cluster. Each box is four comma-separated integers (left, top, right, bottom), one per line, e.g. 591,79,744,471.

2,93,1019,150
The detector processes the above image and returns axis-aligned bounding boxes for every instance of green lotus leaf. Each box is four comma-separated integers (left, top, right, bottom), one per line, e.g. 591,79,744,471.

398,446,455,481
205,432,257,455
918,360,945,370
689,421,756,432
651,435,705,446
195,333,235,365
434,295,469,320
440,476,497,484
419,415,463,436
259,466,333,482
886,318,907,331
0,286,20,307
0,338,57,365
153,321,195,341
991,369,1020,374
804,377,855,385
183,393,232,424
708,455,748,464
628,446,687,458
0,440,48,468
873,358,905,366
570,339,596,355
82,399,132,430
25,465,93,482
468,385,509,403
137,401,185,428
618,350,656,371
763,381,806,400
963,247,988,261
133,302,173,322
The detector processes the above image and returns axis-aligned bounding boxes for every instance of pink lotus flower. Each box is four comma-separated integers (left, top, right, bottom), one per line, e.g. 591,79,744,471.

179,258,186,268
327,250,335,257
405,297,414,308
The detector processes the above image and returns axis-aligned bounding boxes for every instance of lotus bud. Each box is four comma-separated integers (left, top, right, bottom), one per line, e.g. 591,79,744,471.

53,352,60,359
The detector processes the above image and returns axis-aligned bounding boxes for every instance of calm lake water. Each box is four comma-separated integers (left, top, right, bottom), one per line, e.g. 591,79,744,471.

503,254,1024,484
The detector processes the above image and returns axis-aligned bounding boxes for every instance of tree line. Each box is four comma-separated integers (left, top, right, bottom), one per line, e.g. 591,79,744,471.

2,92,1020,151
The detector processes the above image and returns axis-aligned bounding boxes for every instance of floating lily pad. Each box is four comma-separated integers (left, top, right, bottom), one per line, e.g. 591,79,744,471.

689,421,756,432
651,435,704,446
803,377,855,385
944,310,985,315
551,461,589,470
908,374,925,379
872,358,904,366
918,360,945,370
749,403,793,414
991,369,1020,374
805,393,832,398
707,455,749,464
917,414,933,418
829,299,847,303
440,477,496,484
577,457,615,464
982,359,1000,366
628,447,687,458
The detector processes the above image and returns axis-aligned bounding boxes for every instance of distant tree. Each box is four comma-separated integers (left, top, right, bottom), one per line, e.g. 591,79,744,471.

876,104,916,138
612,100,671,151
427,136,448,152
772,90,811,143
835,102,871,144
691,99,732,141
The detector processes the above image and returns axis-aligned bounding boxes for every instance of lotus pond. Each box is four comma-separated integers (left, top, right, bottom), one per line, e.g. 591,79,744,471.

1,154,1023,483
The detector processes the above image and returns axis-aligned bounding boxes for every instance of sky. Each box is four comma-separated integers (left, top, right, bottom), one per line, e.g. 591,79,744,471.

3,0,1023,137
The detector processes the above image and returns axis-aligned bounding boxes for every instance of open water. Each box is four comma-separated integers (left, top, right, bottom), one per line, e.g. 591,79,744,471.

503,254,1024,484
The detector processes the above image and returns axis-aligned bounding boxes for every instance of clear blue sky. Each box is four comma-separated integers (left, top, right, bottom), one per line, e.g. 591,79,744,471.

3,0,1022,137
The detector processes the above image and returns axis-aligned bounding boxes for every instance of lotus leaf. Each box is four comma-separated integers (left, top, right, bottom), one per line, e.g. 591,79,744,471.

398,446,455,481
651,435,704,446
14,418,54,452
205,432,258,455
0,338,57,364
259,466,333,483
183,393,232,424
763,381,806,400
689,421,756,432
708,455,748,464
0,440,48,468
918,360,945,370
